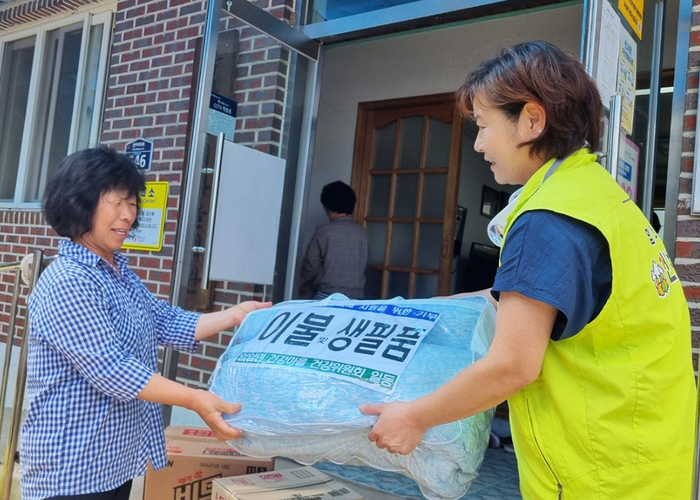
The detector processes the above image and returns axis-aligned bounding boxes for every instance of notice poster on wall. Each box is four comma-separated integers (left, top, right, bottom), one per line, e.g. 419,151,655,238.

123,181,169,252
617,29,637,136
617,136,639,202
618,0,643,39
594,0,621,107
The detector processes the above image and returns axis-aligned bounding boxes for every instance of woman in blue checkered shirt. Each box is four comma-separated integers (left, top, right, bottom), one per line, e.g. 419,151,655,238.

19,147,271,500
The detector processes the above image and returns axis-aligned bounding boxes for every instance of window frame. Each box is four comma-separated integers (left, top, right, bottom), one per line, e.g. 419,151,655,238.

0,8,113,209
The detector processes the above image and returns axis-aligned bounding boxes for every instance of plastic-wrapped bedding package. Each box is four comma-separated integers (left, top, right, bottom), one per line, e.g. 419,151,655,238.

208,294,497,500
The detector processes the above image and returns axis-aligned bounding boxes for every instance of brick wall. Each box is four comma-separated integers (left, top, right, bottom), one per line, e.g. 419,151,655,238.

0,0,295,390
675,0,700,372
0,212,59,349
100,0,209,318
0,0,105,371
103,0,295,388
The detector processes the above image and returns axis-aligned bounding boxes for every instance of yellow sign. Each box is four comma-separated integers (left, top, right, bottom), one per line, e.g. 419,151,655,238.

619,0,643,39
122,181,169,252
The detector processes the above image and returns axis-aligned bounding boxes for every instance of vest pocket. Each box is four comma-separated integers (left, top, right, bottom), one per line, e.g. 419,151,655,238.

525,399,563,499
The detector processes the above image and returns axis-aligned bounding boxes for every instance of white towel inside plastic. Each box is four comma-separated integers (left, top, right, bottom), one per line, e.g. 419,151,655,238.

209,294,497,500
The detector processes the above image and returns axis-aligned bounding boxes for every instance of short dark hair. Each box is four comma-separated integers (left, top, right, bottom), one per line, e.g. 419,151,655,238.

321,181,357,214
456,41,602,160
43,146,146,239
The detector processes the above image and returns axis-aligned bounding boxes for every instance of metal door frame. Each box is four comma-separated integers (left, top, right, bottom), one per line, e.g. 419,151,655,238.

581,0,665,224
171,0,322,310
164,0,323,423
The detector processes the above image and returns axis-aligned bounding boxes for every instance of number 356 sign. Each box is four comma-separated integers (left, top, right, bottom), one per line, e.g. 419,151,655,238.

125,138,153,170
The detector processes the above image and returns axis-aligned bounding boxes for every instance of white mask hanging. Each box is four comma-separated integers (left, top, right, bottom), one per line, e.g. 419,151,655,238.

487,186,523,247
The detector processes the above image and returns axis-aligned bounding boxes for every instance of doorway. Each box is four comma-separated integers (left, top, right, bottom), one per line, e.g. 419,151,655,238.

351,94,519,299
352,93,462,299
304,2,585,302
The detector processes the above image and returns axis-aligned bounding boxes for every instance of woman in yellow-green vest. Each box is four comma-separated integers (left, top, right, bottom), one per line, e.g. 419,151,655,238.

360,41,696,499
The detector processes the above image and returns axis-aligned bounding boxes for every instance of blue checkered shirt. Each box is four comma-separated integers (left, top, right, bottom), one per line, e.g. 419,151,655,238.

20,240,200,500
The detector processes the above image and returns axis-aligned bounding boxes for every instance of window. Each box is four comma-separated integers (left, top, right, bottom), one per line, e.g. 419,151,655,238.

0,10,112,206
0,36,34,201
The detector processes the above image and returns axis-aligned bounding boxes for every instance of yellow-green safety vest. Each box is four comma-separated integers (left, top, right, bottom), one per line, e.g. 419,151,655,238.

502,149,696,499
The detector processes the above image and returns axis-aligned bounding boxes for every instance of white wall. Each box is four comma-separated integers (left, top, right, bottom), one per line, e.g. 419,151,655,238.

299,4,584,272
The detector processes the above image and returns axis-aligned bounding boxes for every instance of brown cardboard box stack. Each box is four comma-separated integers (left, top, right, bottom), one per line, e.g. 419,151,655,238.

144,426,274,500
211,466,364,500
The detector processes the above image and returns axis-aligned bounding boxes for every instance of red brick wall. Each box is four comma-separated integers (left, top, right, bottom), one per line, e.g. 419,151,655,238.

103,0,295,388
676,0,700,372
0,0,105,364
0,0,295,389
100,0,208,316
0,212,58,348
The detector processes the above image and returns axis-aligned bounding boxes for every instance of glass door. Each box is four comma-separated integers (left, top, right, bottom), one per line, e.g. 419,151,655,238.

172,0,321,308
164,0,321,424
581,0,669,227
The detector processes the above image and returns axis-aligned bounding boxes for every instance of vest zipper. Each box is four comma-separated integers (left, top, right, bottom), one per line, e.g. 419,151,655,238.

526,400,563,499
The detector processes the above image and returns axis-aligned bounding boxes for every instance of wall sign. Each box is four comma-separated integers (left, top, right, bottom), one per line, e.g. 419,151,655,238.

125,138,153,170
618,0,643,39
123,181,169,252
618,136,639,202
207,92,237,140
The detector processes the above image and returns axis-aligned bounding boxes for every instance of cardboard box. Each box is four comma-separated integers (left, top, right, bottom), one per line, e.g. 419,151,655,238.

211,466,363,500
144,426,274,500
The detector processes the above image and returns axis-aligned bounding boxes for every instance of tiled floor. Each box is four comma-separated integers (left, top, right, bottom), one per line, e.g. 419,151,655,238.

314,447,521,500
462,448,521,500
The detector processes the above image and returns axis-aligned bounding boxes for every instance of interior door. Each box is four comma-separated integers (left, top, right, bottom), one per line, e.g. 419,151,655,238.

352,93,462,299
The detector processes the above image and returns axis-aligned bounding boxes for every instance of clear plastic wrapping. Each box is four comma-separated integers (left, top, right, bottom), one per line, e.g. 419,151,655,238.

209,294,496,500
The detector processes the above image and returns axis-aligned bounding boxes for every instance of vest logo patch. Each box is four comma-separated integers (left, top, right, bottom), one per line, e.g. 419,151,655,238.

650,251,678,297
644,226,657,246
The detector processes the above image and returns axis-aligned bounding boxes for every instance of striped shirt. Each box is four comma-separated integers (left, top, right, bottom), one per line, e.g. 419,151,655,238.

20,240,200,500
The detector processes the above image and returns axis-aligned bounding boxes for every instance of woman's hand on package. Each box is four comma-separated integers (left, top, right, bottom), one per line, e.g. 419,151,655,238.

360,401,426,454
228,300,273,327
195,300,272,341
191,389,243,441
